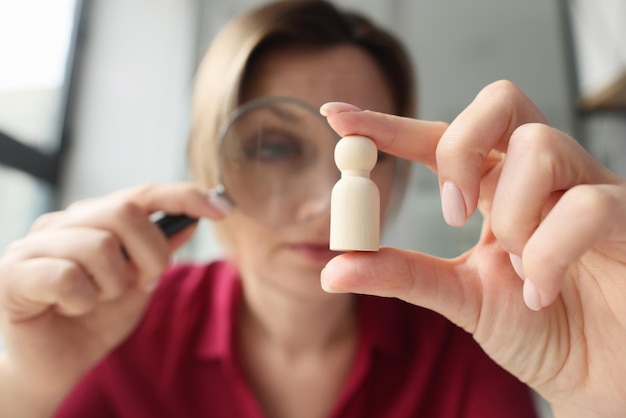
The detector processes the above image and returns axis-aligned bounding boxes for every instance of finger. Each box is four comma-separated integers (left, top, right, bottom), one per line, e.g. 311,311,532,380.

5,228,135,301
434,81,549,227
29,186,209,291
321,103,448,171
1,258,99,320
34,183,228,239
29,210,64,233
321,104,504,177
491,123,615,255
321,247,481,333
108,182,232,219
21,183,222,295
522,183,626,310
40,200,171,290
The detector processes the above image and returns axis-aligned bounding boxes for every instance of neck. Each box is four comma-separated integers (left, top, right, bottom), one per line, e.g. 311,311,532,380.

236,273,359,418
238,278,357,355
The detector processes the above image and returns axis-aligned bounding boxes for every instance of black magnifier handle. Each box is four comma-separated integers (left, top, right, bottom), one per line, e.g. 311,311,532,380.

154,214,198,237
121,214,197,260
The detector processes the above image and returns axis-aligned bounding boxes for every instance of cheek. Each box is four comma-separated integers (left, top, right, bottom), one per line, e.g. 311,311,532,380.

220,215,277,266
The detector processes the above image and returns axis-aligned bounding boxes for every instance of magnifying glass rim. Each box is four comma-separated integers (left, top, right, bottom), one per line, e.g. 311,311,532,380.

214,96,338,228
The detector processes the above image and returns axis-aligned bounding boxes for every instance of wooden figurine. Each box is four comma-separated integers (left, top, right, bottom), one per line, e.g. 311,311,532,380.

330,135,380,251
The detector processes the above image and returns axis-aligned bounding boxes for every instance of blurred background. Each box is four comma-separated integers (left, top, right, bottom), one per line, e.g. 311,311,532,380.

0,1,625,414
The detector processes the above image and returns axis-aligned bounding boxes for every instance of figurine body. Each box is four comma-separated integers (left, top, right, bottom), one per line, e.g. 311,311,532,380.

330,135,380,251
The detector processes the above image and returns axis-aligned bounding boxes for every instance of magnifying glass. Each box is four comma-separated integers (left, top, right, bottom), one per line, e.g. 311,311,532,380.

156,96,340,235
214,96,340,227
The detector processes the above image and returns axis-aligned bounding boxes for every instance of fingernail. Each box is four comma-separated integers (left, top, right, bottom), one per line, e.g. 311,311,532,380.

441,181,466,227
208,187,234,215
523,279,542,311
509,253,524,279
320,102,362,116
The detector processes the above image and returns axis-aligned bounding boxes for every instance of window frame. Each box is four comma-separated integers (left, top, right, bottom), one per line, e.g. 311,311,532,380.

0,0,88,190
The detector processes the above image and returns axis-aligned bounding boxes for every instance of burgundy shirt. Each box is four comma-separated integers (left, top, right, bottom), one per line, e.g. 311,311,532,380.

54,261,537,417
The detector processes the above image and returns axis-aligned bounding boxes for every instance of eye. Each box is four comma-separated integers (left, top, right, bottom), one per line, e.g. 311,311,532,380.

243,131,304,163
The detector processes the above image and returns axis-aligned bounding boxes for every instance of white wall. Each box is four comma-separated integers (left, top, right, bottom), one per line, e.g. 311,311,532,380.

59,0,198,206
568,0,626,98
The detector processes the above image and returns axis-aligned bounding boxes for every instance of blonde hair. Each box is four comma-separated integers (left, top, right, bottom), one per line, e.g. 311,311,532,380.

188,0,416,219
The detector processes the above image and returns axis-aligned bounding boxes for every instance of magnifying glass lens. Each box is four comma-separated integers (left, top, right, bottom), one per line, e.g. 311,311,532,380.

218,98,339,227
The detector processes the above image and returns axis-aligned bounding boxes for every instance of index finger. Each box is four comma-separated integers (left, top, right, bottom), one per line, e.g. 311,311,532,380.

108,182,230,220
321,104,448,171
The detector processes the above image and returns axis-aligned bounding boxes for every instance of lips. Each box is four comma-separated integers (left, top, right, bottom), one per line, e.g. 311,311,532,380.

288,242,341,264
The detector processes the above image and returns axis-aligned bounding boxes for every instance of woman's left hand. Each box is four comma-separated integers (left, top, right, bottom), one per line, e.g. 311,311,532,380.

320,80,626,418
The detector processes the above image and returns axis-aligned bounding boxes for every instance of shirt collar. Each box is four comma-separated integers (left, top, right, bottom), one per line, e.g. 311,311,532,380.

195,261,404,361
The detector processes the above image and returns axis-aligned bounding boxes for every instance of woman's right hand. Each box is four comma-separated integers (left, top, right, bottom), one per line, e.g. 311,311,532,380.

0,183,227,412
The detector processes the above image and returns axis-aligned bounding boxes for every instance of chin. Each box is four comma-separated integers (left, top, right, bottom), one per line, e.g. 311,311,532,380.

286,242,341,266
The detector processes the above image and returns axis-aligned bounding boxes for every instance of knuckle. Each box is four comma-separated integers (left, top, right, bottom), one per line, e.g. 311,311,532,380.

135,247,169,281
133,182,160,200
436,134,463,158
138,254,168,286
509,123,560,171
111,200,145,225
567,185,617,219
53,261,97,313
490,216,524,252
437,137,485,174
0,259,13,293
478,81,535,123
481,79,522,100
97,276,127,301
91,230,121,255
4,237,28,256
98,275,130,303
88,234,132,300
510,123,553,148
66,197,95,211
53,260,86,294
145,257,169,280
30,212,60,232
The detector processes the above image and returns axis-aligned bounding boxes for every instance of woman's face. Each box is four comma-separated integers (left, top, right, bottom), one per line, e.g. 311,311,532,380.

219,44,396,300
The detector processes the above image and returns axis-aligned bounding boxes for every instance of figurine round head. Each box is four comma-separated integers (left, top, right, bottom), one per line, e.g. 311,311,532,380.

334,135,378,173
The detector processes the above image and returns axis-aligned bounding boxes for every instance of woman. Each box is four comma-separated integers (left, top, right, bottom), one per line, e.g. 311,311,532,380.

3,1,595,417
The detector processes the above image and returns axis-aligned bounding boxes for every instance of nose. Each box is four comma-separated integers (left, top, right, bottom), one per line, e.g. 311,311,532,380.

295,195,330,223
300,203,332,240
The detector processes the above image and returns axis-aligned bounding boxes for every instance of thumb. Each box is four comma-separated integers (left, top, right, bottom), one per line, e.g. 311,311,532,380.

321,247,479,332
